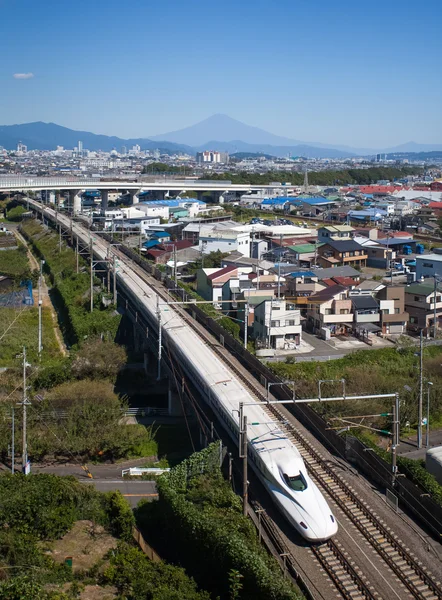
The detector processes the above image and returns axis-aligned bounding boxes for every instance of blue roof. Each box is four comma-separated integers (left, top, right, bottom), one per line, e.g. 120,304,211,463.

261,197,288,205
143,240,160,249
301,197,336,205
152,231,170,238
289,271,316,278
140,199,205,207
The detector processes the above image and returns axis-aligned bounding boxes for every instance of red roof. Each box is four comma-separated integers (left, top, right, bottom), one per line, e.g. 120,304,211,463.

428,202,442,210
207,265,237,281
359,185,401,194
323,278,338,287
332,276,356,287
161,240,193,251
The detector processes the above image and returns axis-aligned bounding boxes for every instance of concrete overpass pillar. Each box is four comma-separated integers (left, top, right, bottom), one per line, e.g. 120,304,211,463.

129,188,143,205
68,189,83,215
100,189,109,213
168,382,183,417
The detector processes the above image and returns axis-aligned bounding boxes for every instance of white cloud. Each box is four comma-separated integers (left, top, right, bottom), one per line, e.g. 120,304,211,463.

13,73,34,80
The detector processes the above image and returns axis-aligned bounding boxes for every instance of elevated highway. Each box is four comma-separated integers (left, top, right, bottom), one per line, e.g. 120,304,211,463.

0,176,296,213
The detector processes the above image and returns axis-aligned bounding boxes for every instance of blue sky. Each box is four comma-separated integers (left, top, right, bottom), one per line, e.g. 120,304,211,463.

2,0,442,147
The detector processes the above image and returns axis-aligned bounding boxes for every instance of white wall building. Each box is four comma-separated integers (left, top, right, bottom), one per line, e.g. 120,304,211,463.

199,226,251,257
253,299,302,349
132,204,169,219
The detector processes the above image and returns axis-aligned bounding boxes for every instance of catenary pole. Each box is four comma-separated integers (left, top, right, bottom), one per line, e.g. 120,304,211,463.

418,330,423,449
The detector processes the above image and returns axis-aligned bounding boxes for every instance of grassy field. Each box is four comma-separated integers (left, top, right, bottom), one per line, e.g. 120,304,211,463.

0,306,61,366
0,245,32,279
270,345,442,430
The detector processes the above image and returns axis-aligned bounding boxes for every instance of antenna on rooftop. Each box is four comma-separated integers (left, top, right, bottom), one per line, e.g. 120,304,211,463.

303,169,309,194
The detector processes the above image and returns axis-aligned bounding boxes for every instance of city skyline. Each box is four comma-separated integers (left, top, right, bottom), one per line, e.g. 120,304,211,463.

2,0,442,147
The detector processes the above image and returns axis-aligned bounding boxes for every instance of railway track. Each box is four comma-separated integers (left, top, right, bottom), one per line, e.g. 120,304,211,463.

114,251,442,600
26,211,439,600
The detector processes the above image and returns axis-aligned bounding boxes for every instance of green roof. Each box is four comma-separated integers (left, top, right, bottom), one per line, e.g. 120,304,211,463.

289,243,323,254
246,295,273,306
406,281,436,296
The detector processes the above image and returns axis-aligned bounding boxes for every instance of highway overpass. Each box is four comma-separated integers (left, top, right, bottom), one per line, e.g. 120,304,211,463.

0,176,297,213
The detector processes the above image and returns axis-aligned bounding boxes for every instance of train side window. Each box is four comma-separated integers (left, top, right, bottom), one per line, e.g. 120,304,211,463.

283,472,307,492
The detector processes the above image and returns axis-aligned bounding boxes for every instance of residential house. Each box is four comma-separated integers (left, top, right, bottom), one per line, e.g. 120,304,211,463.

376,286,409,335
416,254,442,280
317,239,368,269
350,280,385,297
306,285,353,336
351,296,381,334
405,279,442,332
311,266,361,282
144,240,196,265
260,197,289,211
151,231,171,243
253,299,302,349
285,271,325,299
199,225,251,257
317,225,354,243
290,243,321,267
197,265,240,304
301,197,337,216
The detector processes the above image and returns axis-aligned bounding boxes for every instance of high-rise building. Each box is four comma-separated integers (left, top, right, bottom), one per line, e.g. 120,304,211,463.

78,140,83,153
16,141,27,153
196,150,229,164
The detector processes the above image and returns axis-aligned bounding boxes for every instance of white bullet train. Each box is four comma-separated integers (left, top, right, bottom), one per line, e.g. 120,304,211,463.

117,272,337,542
34,205,337,542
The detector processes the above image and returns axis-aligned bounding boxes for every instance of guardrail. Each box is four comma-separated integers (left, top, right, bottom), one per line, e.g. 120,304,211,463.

0,177,101,188
122,467,170,476
37,406,169,420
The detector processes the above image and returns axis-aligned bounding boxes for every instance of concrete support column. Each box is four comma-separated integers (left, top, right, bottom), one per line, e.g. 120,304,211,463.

143,351,150,374
168,383,183,417
133,323,140,352
129,188,143,205
68,189,83,215
100,189,109,213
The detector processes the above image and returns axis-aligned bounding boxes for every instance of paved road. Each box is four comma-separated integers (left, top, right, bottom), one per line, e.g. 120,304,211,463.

397,428,442,460
82,479,158,507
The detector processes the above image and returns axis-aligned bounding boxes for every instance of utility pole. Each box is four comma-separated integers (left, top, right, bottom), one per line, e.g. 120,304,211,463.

19,347,31,475
112,255,117,306
11,407,15,474
391,393,399,484
59,224,62,253
173,244,178,287
433,277,439,339
267,297,273,349
90,237,94,313
238,403,248,517
426,381,433,448
76,238,79,274
418,330,423,449
38,260,44,356
156,296,162,380
277,234,282,299
244,303,248,349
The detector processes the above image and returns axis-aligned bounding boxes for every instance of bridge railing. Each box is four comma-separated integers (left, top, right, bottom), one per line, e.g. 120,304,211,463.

0,177,101,189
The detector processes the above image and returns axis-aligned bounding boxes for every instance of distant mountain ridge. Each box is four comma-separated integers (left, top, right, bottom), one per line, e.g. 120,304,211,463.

0,122,193,154
1,117,441,158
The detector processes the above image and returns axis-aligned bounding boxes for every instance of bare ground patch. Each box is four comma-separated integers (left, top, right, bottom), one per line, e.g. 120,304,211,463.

45,520,118,573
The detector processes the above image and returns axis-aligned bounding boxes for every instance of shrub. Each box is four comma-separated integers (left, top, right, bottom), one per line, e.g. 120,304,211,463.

137,444,301,600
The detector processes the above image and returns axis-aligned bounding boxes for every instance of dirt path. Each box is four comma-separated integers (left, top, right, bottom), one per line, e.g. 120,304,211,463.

14,229,68,356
